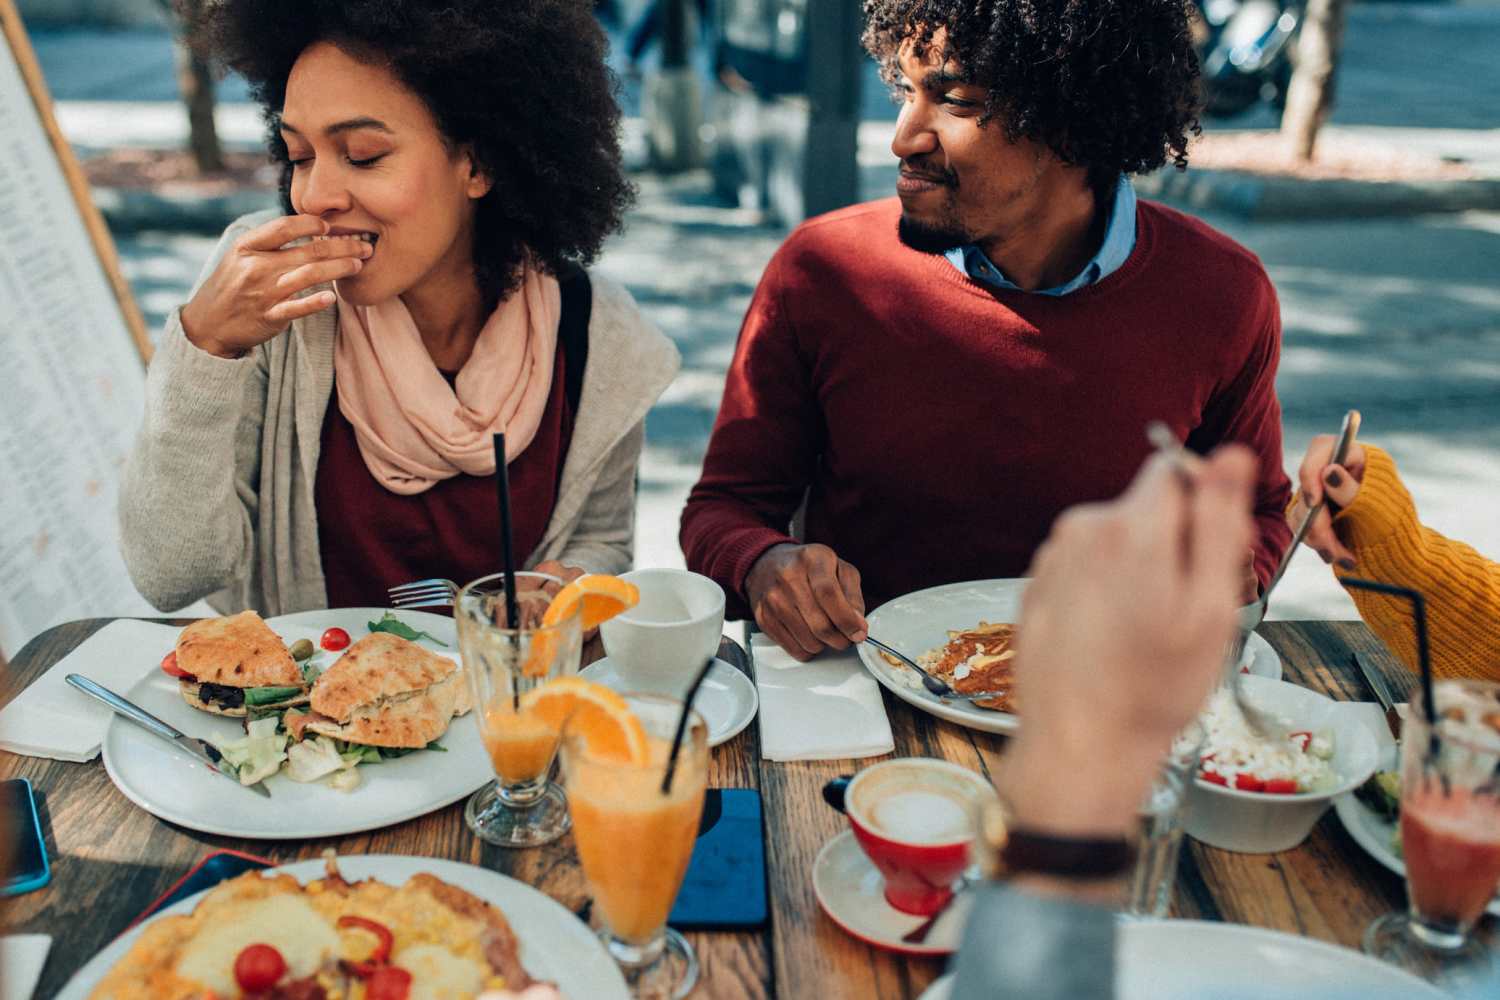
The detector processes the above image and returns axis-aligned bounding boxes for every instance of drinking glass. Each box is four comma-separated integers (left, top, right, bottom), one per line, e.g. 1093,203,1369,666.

457,572,582,847
1364,678,1500,978
561,693,708,999
1127,721,1204,918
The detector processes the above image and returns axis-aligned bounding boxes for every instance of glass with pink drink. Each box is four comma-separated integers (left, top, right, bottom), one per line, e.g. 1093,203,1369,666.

1364,678,1500,975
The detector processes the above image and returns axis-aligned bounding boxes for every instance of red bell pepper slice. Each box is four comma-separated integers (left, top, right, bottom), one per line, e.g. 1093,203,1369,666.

338,914,394,976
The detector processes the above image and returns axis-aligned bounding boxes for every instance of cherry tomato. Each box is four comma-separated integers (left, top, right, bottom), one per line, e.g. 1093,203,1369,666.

233,943,287,992
1262,778,1300,794
160,650,191,679
321,627,352,651
366,966,413,1000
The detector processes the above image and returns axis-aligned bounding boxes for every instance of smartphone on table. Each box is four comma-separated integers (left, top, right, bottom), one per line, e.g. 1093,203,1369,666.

669,787,769,930
2,778,51,896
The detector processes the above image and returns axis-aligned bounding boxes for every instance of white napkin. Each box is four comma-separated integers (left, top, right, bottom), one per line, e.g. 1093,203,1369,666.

0,620,179,762
0,934,51,1000
752,635,893,761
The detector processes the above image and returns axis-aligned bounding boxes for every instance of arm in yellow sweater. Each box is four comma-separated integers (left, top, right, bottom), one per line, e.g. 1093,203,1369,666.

1331,445,1500,681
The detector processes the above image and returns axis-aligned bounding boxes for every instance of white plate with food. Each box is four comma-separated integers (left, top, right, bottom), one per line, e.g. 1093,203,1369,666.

917,919,1446,999
55,853,628,1000
858,580,1282,735
1335,743,1500,917
101,608,494,839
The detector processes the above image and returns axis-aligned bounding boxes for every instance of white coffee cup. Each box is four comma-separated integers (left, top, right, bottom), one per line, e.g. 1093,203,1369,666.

598,568,726,693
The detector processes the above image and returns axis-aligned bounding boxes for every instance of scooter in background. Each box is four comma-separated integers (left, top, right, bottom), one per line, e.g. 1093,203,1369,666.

1193,0,1303,119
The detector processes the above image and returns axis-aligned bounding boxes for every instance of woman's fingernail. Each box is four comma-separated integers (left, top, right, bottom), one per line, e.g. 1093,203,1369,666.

1337,558,1357,570
1325,468,1344,487
1317,549,1333,564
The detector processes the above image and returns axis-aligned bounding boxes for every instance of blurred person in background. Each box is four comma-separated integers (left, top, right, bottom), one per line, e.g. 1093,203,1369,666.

119,0,678,616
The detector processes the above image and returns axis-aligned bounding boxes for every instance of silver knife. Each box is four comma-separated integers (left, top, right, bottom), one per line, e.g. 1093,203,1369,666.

1352,653,1403,743
66,674,272,797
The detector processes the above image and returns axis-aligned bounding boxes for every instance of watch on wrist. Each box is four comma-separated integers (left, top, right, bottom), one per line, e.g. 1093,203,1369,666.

975,795,1138,880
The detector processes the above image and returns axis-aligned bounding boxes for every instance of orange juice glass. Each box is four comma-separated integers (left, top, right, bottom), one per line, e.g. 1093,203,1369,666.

562,694,708,999
457,572,582,847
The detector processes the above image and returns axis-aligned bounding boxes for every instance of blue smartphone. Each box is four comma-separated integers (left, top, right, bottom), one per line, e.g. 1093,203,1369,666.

2,778,51,896
668,787,768,930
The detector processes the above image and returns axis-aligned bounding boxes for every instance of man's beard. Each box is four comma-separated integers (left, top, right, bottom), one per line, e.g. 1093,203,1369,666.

897,213,972,255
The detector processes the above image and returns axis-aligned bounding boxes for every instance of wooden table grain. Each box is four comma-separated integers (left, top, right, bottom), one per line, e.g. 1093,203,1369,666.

0,618,1468,998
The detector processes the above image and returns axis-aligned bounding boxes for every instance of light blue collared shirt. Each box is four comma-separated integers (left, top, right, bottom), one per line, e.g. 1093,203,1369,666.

945,175,1137,295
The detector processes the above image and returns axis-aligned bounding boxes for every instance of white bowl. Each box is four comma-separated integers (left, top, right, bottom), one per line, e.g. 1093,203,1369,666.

1183,675,1380,854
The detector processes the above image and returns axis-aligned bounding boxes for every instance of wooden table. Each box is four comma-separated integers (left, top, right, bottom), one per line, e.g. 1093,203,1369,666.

0,619,1460,997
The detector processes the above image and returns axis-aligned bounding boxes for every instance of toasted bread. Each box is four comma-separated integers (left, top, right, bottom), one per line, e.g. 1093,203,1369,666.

306,633,472,748
174,611,303,689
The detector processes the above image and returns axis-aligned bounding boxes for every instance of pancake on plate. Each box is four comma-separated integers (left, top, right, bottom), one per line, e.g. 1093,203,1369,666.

920,621,1019,712
174,611,308,718
286,633,472,749
88,857,539,1000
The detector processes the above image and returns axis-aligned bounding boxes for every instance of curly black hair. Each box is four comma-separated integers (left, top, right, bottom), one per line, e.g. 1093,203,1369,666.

862,0,1201,188
189,0,632,304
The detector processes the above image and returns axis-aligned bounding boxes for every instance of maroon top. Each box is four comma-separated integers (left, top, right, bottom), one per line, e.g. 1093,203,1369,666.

680,197,1293,619
316,344,573,608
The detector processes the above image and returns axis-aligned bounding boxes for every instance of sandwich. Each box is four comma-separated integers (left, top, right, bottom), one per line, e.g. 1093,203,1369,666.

285,633,472,749
173,611,310,717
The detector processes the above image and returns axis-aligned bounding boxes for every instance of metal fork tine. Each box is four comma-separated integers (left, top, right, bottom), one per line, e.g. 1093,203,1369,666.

390,586,453,598
388,578,456,594
391,596,454,610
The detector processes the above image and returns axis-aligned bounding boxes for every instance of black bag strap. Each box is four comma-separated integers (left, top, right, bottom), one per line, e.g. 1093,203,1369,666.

556,262,592,415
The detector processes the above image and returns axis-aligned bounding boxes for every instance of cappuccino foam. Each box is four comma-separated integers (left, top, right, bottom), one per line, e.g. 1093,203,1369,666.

867,788,972,844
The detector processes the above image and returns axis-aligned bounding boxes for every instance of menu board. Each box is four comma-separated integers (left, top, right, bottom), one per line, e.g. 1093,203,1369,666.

0,0,161,662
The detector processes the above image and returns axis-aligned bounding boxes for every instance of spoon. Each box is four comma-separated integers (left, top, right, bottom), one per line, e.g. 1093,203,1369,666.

863,637,1010,704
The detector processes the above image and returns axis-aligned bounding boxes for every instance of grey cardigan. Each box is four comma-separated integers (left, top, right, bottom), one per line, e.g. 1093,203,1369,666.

119,211,680,615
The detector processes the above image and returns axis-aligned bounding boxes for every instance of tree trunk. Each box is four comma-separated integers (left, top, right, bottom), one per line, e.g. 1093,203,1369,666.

174,39,224,175
1280,0,1350,162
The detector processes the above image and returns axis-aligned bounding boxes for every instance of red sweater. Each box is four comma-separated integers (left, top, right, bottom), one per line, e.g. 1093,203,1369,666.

680,197,1292,618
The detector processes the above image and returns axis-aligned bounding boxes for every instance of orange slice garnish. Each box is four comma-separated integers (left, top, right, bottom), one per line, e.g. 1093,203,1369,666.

541,575,640,631
520,677,647,764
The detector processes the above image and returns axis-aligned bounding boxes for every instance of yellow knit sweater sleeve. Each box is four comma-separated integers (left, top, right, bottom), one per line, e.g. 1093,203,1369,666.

1332,445,1500,681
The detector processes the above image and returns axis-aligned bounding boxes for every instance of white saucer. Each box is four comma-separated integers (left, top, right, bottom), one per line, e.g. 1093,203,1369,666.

812,830,972,957
578,656,758,749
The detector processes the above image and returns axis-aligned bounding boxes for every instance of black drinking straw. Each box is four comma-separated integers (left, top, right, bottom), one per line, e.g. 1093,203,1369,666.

1340,578,1441,778
661,656,717,795
494,433,521,712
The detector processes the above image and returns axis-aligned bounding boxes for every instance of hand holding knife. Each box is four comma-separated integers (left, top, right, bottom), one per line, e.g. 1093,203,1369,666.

66,674,271,797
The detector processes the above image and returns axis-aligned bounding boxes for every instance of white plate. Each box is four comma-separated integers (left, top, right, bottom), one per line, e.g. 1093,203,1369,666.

918,919,1446,999
859,580,1281,735
578,655,758,748
1334,744,1500,917
812,830,971,957
100,608,494,839
54,854,628,1000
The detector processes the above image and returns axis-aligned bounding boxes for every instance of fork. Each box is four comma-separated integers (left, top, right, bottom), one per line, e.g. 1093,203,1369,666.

388,577,458,609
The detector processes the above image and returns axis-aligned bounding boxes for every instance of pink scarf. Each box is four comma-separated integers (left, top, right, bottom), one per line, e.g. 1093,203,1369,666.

333,268,561,495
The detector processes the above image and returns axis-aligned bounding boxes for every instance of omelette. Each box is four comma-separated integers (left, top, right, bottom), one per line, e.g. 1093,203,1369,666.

88,858,540,1000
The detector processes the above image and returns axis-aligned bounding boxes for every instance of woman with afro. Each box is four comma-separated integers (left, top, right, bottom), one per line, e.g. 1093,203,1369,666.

120,0,678,615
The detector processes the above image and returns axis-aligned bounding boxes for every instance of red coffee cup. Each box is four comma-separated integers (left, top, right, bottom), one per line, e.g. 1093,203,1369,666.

823,758,995,915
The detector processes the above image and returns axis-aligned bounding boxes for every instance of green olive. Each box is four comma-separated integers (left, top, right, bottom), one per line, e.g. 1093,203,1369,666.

289,638,315,662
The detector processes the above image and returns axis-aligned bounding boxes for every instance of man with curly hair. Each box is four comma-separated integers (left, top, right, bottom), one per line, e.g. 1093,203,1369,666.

681,0,1292,660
